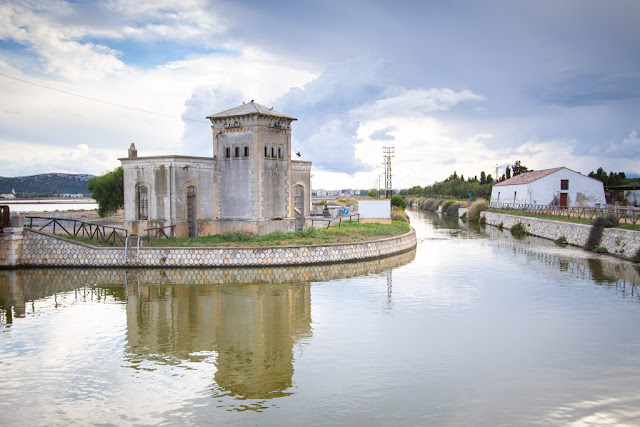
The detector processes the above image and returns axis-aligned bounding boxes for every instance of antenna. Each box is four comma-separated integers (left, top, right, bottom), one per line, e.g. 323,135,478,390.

383,146,395,198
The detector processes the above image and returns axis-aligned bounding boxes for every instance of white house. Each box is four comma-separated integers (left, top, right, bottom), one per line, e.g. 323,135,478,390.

490,167,606,208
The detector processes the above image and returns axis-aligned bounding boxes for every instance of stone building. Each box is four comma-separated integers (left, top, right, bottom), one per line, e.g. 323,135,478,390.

120,101,312,238
490,167,606,208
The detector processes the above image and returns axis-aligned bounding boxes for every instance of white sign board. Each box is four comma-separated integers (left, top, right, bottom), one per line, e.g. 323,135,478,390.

358,200,391,219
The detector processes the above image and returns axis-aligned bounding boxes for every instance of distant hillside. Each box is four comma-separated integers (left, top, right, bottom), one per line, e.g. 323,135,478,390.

0,173,94,196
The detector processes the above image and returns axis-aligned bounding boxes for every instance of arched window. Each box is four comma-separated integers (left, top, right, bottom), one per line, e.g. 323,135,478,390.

234,146,240,157
137,186,148,220
278,146,283,159
244,146,249,157
225,147,230,158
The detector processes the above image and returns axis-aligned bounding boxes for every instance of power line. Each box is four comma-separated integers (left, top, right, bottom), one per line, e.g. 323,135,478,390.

0,72,209,123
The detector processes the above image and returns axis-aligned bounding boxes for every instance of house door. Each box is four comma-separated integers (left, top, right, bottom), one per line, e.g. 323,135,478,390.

294,185,305,231
560,193,568,209
187,186,197,237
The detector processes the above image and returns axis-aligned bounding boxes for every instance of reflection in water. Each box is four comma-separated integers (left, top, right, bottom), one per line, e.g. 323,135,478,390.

125,282,311,400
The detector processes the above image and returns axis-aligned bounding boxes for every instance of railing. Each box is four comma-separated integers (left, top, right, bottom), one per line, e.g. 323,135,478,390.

311,214,360,229
489,203,640,225
24,215,129,245
144,225,175,243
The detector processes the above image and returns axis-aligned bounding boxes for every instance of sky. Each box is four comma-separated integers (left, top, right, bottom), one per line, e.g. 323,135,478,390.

0,0,639,190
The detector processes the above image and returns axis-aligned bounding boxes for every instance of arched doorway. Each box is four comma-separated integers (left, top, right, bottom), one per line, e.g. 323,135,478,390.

294,185,305,231
187,186,197,237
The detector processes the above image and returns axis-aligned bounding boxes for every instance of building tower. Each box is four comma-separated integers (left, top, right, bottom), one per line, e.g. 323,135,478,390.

383,146,395,198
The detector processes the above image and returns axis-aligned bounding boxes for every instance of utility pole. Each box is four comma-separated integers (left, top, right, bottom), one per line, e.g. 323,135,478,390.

383,146,395,198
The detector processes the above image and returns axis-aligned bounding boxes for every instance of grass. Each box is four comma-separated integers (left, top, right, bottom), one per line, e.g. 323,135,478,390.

150,220,411,247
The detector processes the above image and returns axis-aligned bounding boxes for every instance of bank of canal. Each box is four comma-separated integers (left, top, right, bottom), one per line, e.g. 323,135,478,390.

2,209,640,426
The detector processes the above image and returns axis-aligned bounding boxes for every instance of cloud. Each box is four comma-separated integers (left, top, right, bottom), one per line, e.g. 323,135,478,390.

352,89,485,120
369,126,397,141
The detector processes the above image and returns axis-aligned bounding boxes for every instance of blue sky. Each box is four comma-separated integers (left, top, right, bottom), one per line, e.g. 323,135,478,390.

0,0,638,189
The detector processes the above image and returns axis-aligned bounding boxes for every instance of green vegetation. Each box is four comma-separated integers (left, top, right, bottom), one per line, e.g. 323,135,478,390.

588,167,640,187
584,215,618,251
554,236,568,245
391,194,407,209
467,199,489,223
366,189,378,198
510,222,528,238
391,206,409,222
151,220,411,247
87,166,124,217
593,247,609,254
632,249,640,263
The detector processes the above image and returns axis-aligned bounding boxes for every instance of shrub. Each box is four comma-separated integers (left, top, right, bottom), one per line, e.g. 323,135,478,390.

443,200,456,211
593,247,609,253
460,212,468,222
391,194,407,210
511,222,527,238
632,248,640,263
554,236,568,245
467,199,488,223
584,215,619,251
444,203,460,217
391,206,409,222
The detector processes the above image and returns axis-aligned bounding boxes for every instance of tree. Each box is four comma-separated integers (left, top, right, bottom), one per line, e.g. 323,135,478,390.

366,189,378,198
391,194,406,210
512,160,530,176
505,166,511,180
480,171,486,185
87,166,124,217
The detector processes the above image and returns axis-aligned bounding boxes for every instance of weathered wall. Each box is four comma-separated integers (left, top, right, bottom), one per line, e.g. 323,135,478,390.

482,212,640,260
217,130,254,220
0,228,23,267
291,160,312,217
17,227,417,268
120,156,215,237
260,130,289,219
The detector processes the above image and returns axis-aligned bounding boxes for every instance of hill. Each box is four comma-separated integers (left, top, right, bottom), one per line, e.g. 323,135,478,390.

0,173,94,196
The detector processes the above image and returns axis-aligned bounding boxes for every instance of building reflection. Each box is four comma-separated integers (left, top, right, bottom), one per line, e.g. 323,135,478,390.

125,282,311,399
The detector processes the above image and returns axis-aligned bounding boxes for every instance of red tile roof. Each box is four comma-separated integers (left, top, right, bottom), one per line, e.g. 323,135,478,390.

493,167,564,186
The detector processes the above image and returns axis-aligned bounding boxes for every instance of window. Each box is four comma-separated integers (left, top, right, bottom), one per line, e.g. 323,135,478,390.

271,147,275,158
561,179,569,190
137,186,148,220
264,146,268,157
225,147,230,158
278,147,282,159
244,146,249,157
234,146,239,157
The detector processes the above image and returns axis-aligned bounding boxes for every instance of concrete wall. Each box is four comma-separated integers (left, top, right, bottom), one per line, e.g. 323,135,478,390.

0,228,23,268
491,168,606,207
291,160,312,218
482,211,640,260
217,130,254,220
16,227,416,268
121,156,215,237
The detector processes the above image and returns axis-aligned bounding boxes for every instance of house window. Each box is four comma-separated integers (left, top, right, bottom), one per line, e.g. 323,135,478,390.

561,179,569,190
234,146,239,157
271,147,275,158
264,146,268,157
278,147,282,159
225,147,230,158
244,146,249,157
137,186,148,220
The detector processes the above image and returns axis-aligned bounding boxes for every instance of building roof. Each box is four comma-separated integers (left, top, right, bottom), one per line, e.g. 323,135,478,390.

493,167,564,187
206,101,296,120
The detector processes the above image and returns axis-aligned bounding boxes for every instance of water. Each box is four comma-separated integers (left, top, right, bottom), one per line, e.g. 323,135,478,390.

2,209,640,425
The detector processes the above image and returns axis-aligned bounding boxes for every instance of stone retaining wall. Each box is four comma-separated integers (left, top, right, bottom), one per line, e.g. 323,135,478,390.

18,228,416,268
482,212,640,260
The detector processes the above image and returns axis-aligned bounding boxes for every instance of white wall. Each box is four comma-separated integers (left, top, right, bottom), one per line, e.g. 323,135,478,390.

358,200,391,218
490,168,605,207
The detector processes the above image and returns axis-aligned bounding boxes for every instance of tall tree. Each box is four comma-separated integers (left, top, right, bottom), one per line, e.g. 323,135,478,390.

512,160,530,176
87,166,124,217
505,166,511,180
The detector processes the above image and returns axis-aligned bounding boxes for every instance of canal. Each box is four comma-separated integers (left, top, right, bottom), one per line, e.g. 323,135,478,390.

1,209,640,425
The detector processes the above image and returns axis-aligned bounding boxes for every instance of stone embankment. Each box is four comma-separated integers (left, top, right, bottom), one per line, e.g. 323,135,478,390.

1,227,416,268
482,212,640,260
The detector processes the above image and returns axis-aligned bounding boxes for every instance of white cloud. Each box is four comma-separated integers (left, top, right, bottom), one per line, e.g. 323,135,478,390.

352,88,485,120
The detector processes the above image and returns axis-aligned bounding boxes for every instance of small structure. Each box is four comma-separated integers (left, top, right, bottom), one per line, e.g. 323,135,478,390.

120,101,312,238
358,200,391,224
490,167,605,208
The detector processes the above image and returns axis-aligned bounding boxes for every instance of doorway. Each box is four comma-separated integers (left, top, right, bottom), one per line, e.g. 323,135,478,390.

560,193,568,209
187,186,197,237
294,185,305,231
